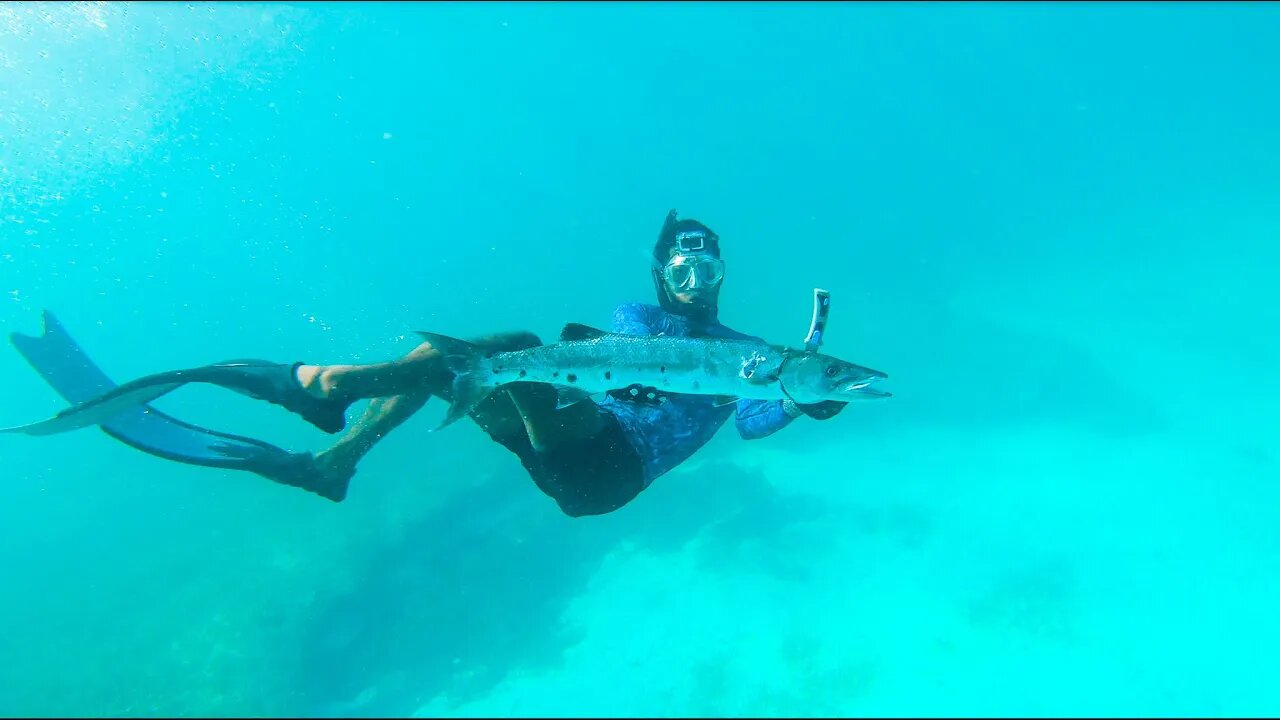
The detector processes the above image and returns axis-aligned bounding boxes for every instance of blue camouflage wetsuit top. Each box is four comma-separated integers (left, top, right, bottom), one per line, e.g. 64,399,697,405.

597,302,795,488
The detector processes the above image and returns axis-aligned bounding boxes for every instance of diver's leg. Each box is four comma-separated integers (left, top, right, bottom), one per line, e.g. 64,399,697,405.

310,392,431,486
306,332,547,484
296,331,534,408
300,331,542,437
302,335,631,514
294,339,449,404
169,333,518,437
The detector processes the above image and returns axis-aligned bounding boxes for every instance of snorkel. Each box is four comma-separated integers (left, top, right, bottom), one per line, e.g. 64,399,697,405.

803,288,831,352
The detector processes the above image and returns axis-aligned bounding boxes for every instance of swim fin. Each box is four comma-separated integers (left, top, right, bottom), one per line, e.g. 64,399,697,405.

3,350,350,435
4,310,350,501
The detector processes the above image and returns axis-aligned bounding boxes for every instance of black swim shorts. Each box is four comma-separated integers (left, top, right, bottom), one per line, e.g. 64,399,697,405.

516,408,647,518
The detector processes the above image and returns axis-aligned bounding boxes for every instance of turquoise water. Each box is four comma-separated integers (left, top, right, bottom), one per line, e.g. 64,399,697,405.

2,1,1279,715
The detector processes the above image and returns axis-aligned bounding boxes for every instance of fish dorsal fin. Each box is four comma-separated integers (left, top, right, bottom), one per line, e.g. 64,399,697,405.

560,323,611,342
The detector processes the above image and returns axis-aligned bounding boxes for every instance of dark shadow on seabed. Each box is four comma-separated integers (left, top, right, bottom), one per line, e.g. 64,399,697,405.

289,452,847,716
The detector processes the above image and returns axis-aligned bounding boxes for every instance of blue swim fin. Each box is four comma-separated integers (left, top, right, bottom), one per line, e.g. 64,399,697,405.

5,310,348,501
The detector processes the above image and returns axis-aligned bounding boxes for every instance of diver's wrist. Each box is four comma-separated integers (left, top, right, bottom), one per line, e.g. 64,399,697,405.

782,398,804,419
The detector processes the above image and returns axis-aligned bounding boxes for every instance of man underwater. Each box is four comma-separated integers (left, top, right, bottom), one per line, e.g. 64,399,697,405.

8,210,854,516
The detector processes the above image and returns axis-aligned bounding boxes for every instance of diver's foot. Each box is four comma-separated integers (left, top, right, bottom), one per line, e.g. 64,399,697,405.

313,446,359,497
202,360,352,434
247,451,352,502
296,364,361,400
308,452,355,502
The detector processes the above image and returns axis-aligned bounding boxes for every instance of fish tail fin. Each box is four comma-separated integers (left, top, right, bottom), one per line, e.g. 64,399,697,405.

415,331,496,430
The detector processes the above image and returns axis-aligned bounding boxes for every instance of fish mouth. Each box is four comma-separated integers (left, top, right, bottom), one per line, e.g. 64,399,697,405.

840,369,890,398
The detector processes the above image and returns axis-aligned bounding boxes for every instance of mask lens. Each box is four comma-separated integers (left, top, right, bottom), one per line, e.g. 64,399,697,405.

664,261,695,288
696,258,724,285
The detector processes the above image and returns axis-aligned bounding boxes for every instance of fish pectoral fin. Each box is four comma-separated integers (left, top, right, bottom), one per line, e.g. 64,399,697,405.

559,323,612,342
553,385,595,409
712,395,739,407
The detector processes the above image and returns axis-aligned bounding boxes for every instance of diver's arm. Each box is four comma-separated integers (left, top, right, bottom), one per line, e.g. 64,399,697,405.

786,399,847,420
735,398,796,440
735,395,849,439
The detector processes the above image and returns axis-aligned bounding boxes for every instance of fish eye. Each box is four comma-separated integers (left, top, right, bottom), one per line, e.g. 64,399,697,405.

824,364,838,377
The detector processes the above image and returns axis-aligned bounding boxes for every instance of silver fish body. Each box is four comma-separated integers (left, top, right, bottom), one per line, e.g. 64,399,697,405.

418,323,889,429
482,333,789,400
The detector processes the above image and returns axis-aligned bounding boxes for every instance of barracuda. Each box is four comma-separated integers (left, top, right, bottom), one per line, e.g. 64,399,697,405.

421,322,890,429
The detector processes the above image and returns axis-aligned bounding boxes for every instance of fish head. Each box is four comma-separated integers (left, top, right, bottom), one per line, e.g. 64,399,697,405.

778,350,890,404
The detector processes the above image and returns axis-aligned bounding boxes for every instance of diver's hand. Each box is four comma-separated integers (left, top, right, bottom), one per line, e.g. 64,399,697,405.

782,399,847,421
801,400,847,420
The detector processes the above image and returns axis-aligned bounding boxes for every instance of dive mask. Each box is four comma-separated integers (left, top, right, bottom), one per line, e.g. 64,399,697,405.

663,253,725,290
